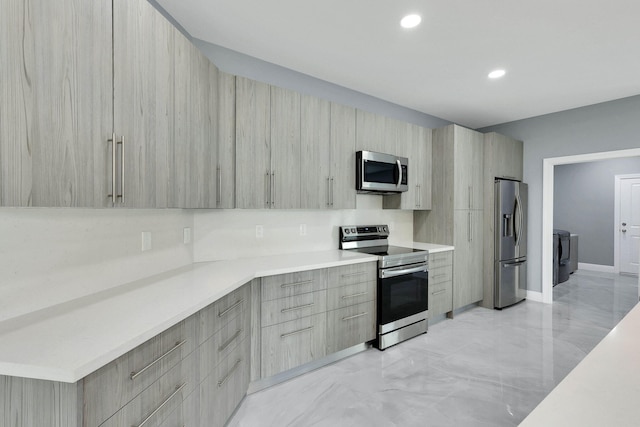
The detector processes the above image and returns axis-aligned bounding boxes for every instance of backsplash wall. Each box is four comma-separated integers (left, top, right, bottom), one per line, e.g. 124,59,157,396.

193,195,413,261
0,208,193,322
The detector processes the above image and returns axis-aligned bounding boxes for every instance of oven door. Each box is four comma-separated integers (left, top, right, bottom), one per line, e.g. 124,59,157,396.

378,262,428,333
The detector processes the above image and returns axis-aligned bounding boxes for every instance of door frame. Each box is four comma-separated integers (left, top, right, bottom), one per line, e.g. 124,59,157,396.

541,148,640,304
614,174,640,274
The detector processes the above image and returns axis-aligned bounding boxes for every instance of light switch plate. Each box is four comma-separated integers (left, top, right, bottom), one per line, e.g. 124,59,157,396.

256,225,264,239
299,224,307,236
183,227,192,244
141,231,152,252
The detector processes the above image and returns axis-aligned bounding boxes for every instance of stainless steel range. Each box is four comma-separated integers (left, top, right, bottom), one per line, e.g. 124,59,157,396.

339,225,429,350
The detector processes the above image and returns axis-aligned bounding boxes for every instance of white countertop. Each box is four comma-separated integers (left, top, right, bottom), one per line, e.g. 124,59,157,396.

403,242,454,253
0,250,377,383
519,300,640,426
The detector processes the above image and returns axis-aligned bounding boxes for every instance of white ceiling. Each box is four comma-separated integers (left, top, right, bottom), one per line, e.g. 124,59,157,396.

156,0,640,128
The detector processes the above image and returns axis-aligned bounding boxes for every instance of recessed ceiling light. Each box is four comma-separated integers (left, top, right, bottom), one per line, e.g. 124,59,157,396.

400,14,422,29
488,69,506,79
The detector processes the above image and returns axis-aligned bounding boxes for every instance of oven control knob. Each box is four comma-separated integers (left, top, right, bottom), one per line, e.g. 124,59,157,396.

344,229,350,234
383,226,388,232
351,228,356,233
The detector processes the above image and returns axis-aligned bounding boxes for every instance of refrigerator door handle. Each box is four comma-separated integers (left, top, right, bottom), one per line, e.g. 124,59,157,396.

504,260,526,267
515,194,523,246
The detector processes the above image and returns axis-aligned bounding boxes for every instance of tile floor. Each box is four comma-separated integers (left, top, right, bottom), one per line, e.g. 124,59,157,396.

228,271,639,427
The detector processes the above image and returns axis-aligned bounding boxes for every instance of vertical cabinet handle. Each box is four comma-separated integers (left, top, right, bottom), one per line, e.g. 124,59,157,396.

108,133,116,206
326,177,331,207
330,176,334,206
216,165,222,206
265,171,270,207
119,136,125,204
271,171,275,208
468,186,472,209
468,212,472,242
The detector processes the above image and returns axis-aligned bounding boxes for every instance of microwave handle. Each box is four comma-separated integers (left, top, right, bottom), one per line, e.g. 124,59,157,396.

396,159,402,187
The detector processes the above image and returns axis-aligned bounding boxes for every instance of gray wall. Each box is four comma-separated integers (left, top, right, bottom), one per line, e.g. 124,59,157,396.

554,158,640,266
481,94,640,292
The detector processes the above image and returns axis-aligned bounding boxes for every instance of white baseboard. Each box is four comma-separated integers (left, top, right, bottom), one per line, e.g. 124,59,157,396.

578,263,615,273
526,290,544,303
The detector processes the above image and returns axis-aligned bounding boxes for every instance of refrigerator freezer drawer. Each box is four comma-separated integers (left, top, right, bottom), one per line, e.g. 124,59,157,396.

495,259,527,308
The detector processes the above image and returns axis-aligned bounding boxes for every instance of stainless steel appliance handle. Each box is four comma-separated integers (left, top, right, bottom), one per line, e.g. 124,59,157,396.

396,159,402,187
380,263,427,279
515,194,522,246
504,260,526,267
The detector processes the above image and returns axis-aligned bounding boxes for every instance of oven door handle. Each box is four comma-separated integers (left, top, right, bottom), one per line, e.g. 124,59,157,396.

380,264,427,279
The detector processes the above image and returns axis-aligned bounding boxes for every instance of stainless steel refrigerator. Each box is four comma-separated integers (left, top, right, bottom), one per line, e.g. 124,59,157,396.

494,179,528,308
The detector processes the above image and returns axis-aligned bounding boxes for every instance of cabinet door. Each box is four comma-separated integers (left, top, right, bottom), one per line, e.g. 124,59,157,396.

172,36,215,208
270,86,301,209
235,77,271,208
300,95,331,209
326,300,376,353
113,0,175,208
0,0,112,207
330,103,357,209
453,210,484,309
217,71,236,208
356,109,386,153
416,125,433,210
453,126,484,210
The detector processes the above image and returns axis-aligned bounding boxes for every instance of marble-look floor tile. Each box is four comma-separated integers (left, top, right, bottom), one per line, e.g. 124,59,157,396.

228,271,638,427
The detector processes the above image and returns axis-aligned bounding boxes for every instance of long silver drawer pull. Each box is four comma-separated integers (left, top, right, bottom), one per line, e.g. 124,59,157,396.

341,292,368,300
130,340,186,380
280,280,312,288
281,302,314,313
218,359,242,388
218,329,243,353
432,274,448,279
342,312,367,321
218,299,243,318
280,326,314,339
135,383,186,427
108,133,116,205
341,272,367,278
432,289,447,296
119,136,125,203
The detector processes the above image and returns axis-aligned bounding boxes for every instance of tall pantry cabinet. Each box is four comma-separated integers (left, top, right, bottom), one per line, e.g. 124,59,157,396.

414,124,484,312
1,0,228,208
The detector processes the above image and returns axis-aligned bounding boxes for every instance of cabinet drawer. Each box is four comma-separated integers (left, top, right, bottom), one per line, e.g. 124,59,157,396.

429,281,453,317
200,338,250,427
199,308,250,380
261,269,327,302
261,290,327,327
157,388,199,427
83,315,198,427
199,283,250,344
327,262,376,288
429,251,453,269
327,300,376,353
429,265,453,285
326,281,375,311
98,349,199,427
261,313,327,378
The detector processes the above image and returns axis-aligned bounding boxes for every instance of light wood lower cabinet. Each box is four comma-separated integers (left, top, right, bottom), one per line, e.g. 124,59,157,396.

428,251,454,318
326,300,376,354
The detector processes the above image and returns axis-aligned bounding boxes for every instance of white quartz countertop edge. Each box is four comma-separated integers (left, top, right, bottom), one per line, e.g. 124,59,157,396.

518,300,640,426
0,250,377,383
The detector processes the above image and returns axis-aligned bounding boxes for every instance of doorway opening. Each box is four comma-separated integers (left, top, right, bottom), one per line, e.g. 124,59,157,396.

541,148,640,304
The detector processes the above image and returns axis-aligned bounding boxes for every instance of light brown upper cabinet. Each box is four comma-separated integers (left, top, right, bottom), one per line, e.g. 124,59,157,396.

0,0,112,207
1,0,224,208
384,123,432,210
300,97,356,209
235,77,301,209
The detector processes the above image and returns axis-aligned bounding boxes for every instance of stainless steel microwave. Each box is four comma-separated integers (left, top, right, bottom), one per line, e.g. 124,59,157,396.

356,150,408,194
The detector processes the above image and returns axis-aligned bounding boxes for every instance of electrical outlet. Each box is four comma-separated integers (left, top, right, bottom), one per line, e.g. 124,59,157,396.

183,227,192,244
141,231,152,252
299,224,307,236
255,225,264,239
